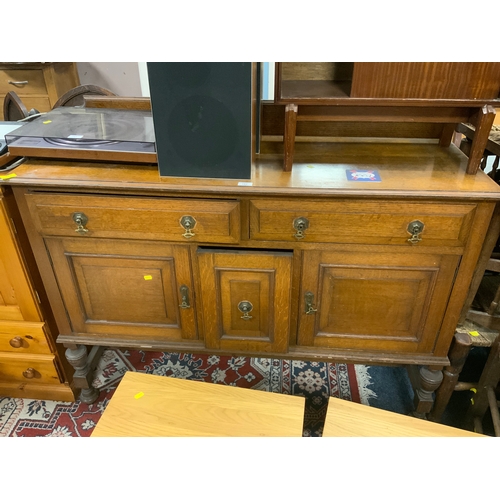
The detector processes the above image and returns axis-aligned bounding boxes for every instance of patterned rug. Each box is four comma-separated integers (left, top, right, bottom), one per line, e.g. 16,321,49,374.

0,349,373,437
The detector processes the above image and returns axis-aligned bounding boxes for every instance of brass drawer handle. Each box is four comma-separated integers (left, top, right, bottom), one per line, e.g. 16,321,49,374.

8,80,29,86
179,285,191,309
407,220,424,244
238,301,253,320
180,215,196,239
22,367,37,379
305,292,318,315
9,336,24,348
293,217,309,240
72,212,89,234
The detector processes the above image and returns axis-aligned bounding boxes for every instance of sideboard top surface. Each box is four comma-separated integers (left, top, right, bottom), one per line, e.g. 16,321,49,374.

4,142,500,201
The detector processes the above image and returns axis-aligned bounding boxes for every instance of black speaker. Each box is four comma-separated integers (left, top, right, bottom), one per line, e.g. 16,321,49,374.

147,62,257,180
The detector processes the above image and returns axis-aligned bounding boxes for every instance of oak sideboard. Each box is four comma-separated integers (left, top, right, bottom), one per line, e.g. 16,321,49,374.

5,140,500,412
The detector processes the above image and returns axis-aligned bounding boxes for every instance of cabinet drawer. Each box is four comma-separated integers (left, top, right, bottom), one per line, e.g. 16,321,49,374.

0,353,61,385
0,321,52,354
0,69,47,95
250,199,476,247
21,96,51,112
25,193,241,244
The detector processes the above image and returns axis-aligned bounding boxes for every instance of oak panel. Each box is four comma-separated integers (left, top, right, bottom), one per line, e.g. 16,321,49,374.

198,249,292,353
298,250,460,353
44,237,197,341
250,199,476,246
25,193,241,244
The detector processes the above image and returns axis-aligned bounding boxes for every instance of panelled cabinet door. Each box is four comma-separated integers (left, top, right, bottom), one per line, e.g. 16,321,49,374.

44,237,197,342
197,249,293,353
297,250,460,354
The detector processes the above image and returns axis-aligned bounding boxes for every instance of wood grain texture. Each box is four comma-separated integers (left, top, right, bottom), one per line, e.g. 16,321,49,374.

351,63,500,100
249,199,476,246
7,143,500,200
0,63,80,120
91,371,305,437
297,250,459,353
44,238,197,342
322,397,482,437
25,193,241,244
198,249,292,353
0,352,61,385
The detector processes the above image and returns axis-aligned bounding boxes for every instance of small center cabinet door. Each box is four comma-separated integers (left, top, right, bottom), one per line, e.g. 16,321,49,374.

197,249,293,354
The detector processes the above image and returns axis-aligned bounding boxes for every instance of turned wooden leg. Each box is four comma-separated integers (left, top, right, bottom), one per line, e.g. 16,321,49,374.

428,332,473,422
407,365,444,418
284,103,298,172
466,105,496,175
65,344,105,404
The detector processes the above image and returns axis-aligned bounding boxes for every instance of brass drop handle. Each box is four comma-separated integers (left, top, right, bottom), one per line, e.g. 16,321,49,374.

179,285,191,309
407,220,424,244
238,301,253,320
305,292,318,315
72,212,89,234
22,367,37,379
9,336,24,348
180,215,196,239
293,217,309,240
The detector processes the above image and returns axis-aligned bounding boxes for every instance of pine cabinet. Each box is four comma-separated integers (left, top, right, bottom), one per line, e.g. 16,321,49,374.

0,186,74,400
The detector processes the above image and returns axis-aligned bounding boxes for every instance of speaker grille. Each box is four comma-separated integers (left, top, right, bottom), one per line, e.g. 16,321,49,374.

148,62,253,180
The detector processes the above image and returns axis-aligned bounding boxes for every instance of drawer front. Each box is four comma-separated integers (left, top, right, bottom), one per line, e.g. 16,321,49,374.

21,96,51,112
25,194,241,244
0,321,52,354
0,69,47,95
0,353,61,385
250,199,476,247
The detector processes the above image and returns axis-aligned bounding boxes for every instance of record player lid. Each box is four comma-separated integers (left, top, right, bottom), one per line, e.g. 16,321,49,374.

6,107,155,144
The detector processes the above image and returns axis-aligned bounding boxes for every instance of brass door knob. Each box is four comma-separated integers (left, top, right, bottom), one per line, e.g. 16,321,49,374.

9,336,23,348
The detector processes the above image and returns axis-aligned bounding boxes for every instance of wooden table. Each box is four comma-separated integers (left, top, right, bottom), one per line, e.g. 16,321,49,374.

91,371,305,437
322,397,482,437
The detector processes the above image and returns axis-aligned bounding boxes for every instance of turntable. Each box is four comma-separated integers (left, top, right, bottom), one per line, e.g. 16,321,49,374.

5,107,157,164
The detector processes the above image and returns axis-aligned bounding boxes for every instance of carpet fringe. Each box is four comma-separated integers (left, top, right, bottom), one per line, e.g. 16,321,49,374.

354,365,378,406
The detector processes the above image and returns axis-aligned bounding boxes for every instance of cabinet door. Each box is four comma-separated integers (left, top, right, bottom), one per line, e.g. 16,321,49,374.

44,237,197,342
297,250,460,354
197,249,293,353
0,194,41,323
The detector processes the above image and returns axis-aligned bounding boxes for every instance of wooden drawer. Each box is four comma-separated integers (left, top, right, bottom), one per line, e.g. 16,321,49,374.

249,199,476,247
0,69,47,95
0,353,61,385
0,320,52,354
21,96,51,113
25,193,241,244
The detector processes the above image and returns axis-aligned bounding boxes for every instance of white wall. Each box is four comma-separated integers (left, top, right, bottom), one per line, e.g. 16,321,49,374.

76,62,146,97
